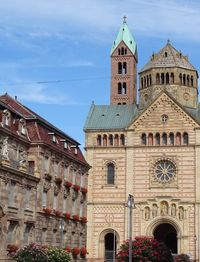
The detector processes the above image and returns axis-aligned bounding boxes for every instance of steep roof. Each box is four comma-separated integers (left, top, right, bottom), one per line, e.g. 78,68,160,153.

140,42,196,72
84,103,138,130
110,21,136,55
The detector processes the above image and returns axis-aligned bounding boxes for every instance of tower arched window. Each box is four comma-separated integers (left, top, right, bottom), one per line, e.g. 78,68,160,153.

170,73,174,84
162,133,167,145
120,134,125,146
121,47,124,55
97,135,101,146
144,77,146,87
103,135,107,147
147,75,149,87
183,132,189,145
141,78,144,89
114,134,119,146
166,73,169,84
155,133,160,145
122,83,127,94
118,62,122,74
169,133,174,145
156,73,160,84
118,83,122,94
141,133,146,145
183,74,186,85
191,76,194,87
109,135,113,146
161,73,165,84
107,163,115,185
187,75,190,86
118,49,121,55
179,73,182,85
176,132,181,145
122,62,127,74
125,48,127,55
148,133,153,146
149,75,152,86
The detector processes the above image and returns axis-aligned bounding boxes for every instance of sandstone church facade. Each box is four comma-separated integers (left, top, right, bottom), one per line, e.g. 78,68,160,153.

84,20,200,261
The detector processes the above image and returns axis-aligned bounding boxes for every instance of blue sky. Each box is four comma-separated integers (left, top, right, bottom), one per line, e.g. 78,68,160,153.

1,0,200,148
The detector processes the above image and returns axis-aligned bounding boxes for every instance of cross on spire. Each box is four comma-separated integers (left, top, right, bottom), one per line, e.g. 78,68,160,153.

123,15,127,23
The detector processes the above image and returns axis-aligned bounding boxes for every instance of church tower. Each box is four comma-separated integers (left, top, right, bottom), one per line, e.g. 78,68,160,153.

110,17,138,105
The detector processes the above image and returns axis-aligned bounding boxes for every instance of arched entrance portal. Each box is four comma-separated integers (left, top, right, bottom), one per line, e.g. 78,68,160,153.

104,232,116,261
154,223,177,254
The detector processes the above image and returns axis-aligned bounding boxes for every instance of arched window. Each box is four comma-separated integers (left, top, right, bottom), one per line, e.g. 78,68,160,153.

148,133,153,146
124,48,127,55
183,132,189,145
114,134,119,146
161,73,165,84
179,73,182,85
121,47,124,55
187,75,190,86
170,73,174,84
118,62,122,74
149,75,152,86
176,132,181,145
122,62,127,74
155,133,160,145
120,134,125,146
183,74,186,85
141,78,144,89
144,76,146,87
3,109,11,126
162,133,167,145
169,133,174,145
107,163,115,185
97,135,101,146
141,133,146,145
103,135,107,146
118,49,121,55
122,102,126,105
165,52,168,57
109,135,113,146
156,73,160,84
118,103,121,105
147,75,149,87
118,83,122,94
191,76,194,87
122,83,127,94
166,73,169,84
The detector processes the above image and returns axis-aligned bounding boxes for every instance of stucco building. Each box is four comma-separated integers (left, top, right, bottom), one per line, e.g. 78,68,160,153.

0,94,89,260
84,19,200,261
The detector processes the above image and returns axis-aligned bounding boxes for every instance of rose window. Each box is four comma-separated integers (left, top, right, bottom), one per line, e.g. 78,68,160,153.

154,160,176,183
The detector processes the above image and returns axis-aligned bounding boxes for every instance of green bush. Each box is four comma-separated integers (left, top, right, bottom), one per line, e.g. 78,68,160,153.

47,247,71,262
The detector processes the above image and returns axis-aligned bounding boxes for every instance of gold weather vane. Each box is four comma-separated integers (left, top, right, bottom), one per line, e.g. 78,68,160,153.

123,15,127,23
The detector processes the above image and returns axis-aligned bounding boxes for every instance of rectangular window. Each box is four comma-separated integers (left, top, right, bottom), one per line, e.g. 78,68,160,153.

41,228,47,244
8,182,16,207
72,200,76,216
28,161,35,175
24,187,31,209
72,170,76,184
23,224,31,244
44,157,49,173
79,202,84,217
7,222,16,244
64,166,68,180
42,191,47,208
80,174,85,188
53,195,57,210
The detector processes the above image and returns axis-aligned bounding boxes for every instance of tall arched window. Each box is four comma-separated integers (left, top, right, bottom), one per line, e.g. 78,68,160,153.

162,133,167,145
179,73,182,85
114,134,119,146
120,134,125,146
148,133,153,146
183,132,189,145
183,74,186,85
187,75,190,86
161,73,165,84
176,132,181,145
144,77,146,87
141,133,146,145
118,49,121,55
109,135,113,146
191,76,194,87
147,75,149,87
121,47,124,55
118,62,122,74
170,73,174,84
107,163,115,185
118,83,122,94
103,135,107,146
155,133,160,145
122,82,127,94
124,48,127,55
122,62,127,74
149,75,152,86
169,133,174,145
156,73,160,84
166,73,169,84
141,78,144,89
97,135,101,146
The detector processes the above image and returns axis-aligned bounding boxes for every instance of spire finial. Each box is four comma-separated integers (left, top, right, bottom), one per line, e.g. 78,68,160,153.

167,39,170,44
123,15,127,24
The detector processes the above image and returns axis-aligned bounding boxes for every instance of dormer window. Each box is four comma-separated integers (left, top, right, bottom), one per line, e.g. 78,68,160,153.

60,139,68,149
19,119,26,135
3,109,11,127
64,141,68,149
48,132,57,143
71,145,78,155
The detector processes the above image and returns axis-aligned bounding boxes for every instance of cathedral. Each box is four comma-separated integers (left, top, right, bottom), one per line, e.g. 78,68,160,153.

84,19,200,261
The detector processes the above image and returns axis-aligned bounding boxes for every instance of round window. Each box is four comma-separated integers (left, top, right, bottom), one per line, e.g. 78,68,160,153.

154,160,176,183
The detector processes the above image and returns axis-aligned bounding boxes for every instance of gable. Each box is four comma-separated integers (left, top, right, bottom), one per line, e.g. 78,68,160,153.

129,92,199,132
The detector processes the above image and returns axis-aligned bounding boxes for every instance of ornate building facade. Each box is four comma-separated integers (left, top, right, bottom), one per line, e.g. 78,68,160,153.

0,94,89,260
84,20,200,261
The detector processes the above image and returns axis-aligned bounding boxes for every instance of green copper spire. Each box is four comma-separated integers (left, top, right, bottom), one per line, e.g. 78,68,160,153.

110,16,137,55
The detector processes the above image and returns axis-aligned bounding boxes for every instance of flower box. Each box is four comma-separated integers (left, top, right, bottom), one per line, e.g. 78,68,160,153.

65,246,71,253
72,215,79,221
72,247,80,255
54,210,62,217
81,187,88,194
54,177,62,184
80,216,87,223
43,208,52,215
80,247,87,257
7,244,18,253
64,181,72,188
64,212,71,220
44,172,52,181
73,184,80,191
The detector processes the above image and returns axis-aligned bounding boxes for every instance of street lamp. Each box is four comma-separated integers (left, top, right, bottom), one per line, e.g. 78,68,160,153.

127,194,135,262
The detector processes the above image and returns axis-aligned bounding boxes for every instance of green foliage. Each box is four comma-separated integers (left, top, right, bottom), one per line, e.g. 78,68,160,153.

47,247,71,262
116,236,173,262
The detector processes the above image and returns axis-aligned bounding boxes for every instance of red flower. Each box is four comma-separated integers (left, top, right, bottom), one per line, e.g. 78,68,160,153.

80,247,87,256
64,181,72,187
72,247,80,255
7,244,18,253
64,212,71,220
54,210,62,217
73,184,80,191
65,246,71,253
43,208,51,215
72,215,79,221
80,216,87,223
81,187,88,193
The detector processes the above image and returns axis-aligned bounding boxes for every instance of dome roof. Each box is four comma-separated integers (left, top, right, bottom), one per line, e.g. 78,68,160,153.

140,42,196,73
